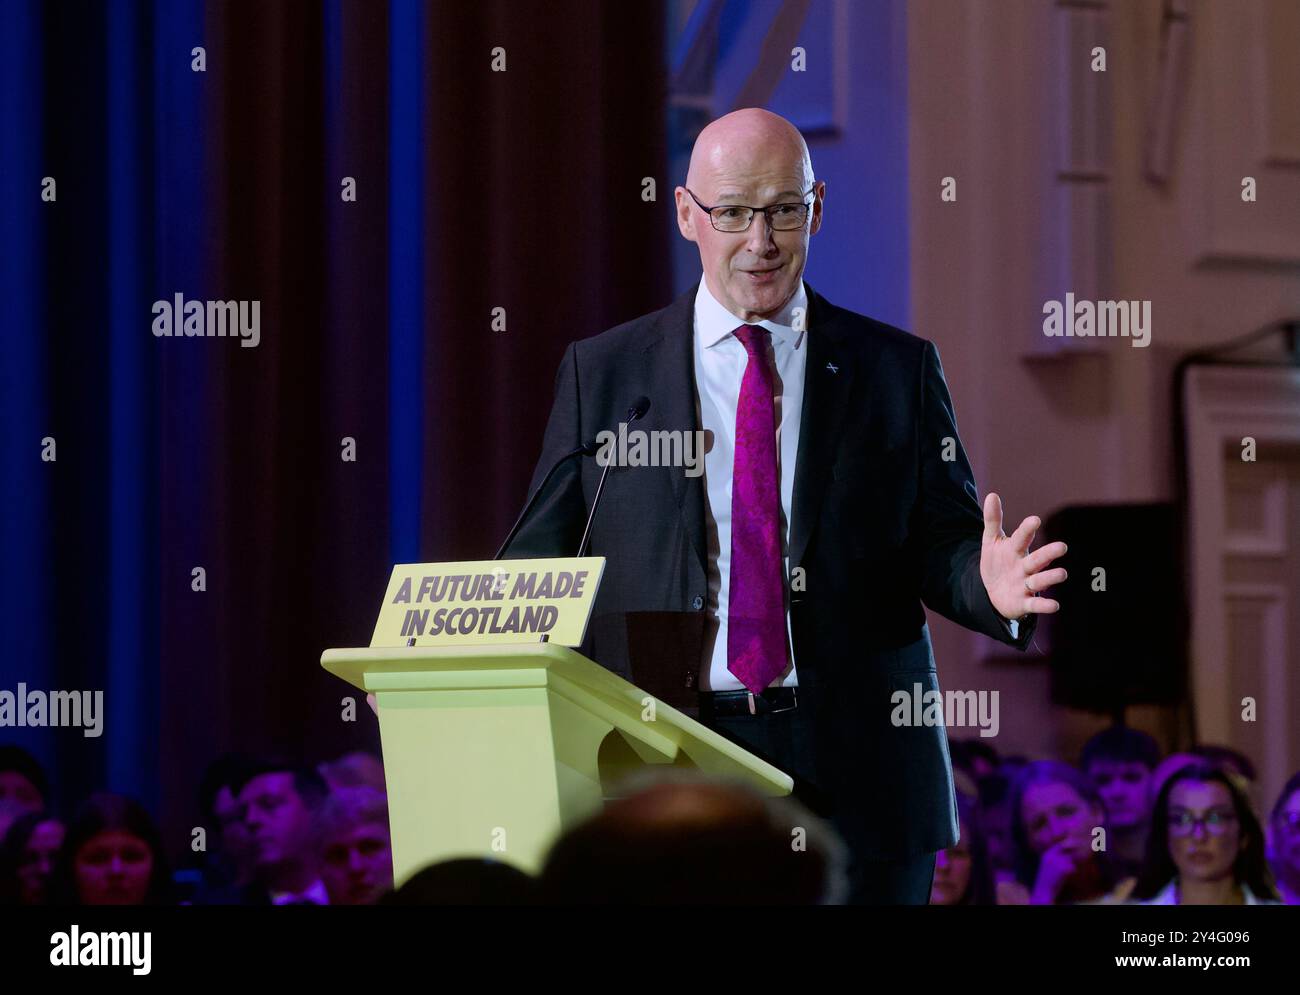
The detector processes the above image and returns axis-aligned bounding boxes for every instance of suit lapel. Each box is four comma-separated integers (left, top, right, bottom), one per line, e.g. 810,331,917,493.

643,285,709,574
789,283,856,572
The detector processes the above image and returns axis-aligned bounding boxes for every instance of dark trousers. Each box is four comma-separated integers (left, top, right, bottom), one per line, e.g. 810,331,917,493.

700,698,936,905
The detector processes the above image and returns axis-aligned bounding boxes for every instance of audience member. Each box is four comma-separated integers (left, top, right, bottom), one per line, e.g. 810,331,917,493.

1002,761,1132,904
190,753,259,901
317,787,393,905
232,760,330,905
1080,725,1160,879
930,793,995,905
47,793,173,905
1268,771,1300,904
0,811,65,904
1131,763,1279,904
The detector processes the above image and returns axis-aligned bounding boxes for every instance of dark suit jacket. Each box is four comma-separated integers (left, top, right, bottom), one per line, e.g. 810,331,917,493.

502,280,1034,859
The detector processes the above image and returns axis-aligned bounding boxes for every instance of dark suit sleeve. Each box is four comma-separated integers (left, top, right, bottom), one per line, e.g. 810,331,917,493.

915,340,1035,650
498,342,590,558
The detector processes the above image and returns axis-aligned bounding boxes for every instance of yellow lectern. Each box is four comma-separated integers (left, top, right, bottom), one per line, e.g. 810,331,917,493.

321,641,795,886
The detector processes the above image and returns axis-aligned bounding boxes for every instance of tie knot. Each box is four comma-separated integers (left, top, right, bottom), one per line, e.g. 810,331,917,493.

733,324,767,355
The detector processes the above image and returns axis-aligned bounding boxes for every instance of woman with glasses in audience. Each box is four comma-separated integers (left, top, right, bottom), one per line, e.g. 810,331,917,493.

1132,763,1280,904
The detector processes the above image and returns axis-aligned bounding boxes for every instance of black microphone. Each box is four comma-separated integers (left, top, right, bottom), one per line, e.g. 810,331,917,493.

626,395,651,421
576,396,650,557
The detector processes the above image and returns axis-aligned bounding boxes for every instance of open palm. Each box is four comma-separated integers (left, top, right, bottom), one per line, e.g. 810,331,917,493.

979,492,1068,621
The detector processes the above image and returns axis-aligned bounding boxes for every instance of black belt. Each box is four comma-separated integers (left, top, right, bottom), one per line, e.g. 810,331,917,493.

699,686,798,717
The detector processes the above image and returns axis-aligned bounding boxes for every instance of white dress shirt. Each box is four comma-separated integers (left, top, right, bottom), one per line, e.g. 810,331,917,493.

692,278,808,691
1140,879,1278,905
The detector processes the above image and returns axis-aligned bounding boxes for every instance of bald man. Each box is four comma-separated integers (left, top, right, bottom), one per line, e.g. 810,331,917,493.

503,108,1066,904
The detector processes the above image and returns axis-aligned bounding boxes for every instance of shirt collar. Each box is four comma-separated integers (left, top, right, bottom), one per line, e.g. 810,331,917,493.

1151,879,1269,905
694,277,808,350
270,878,330,905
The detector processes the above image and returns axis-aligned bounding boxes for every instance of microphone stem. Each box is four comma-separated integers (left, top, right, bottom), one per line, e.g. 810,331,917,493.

577,401,645,557
576,456,614,558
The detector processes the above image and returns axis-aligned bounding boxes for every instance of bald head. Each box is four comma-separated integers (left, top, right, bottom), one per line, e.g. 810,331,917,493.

685,108,813,195
539,777,849,904
675,108,823,322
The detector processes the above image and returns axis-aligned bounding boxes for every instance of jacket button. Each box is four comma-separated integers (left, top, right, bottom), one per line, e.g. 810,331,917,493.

692,595,704,610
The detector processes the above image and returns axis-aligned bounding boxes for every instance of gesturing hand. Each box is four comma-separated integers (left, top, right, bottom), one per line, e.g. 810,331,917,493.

1031,840,1085,905
980,492,1068,622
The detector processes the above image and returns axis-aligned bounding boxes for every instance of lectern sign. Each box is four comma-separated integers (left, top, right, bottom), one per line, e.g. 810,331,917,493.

370,558,605,648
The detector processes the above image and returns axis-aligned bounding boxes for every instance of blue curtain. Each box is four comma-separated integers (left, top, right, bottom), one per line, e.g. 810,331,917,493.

1,0,669,849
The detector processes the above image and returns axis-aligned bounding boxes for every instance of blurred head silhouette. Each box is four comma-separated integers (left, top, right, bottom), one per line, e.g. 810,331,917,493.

539,772,847,904
381,858,537,905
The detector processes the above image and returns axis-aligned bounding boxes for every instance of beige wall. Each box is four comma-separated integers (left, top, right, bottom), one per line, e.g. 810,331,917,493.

908,0,1300,767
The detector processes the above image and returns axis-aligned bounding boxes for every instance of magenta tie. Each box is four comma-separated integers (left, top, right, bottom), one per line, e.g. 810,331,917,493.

727,324,788,693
